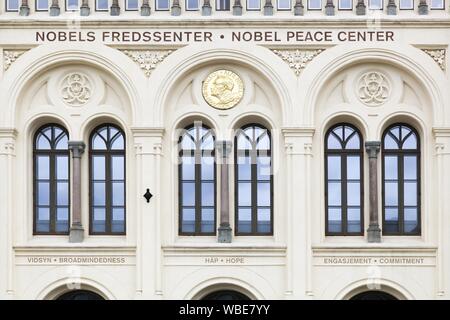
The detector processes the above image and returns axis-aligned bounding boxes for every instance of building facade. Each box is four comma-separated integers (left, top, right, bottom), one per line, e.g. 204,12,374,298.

1,0,450,300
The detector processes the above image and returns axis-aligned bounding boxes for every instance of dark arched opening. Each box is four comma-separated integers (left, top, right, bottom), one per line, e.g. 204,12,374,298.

202,290,251,300
56,290,105,300
350,291,398,300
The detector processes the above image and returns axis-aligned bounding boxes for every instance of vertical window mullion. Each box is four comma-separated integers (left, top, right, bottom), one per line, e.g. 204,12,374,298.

251,149,258,234
49,151,56,233
341,153,347,235
105,151,111,234
398,153,405,234
195,149,202,235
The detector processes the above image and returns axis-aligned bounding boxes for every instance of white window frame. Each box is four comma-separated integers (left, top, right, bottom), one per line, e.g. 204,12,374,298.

185,0,200,10
126,0,140,10
66,0,80,11
246,0,261,10
368,0,383,9
338,0,352,10
430,0,445,9
399,0,413,9
277,0,292,10
96,0,109,11
308,0,322,10
36,0,49,11
155,0,170,10
6,0,20,11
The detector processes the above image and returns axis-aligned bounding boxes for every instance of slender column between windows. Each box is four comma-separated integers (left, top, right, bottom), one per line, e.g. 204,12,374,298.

49,0,60,16
141,0,151,15
19,0,30,16
418,0,428,15
68,141,86,243
355,0,366,15
233,0,243,15
202,0,212,15
110,0,120,15
264,0,274,15
80,0,90,16
216,140,232,243
365,141,381,243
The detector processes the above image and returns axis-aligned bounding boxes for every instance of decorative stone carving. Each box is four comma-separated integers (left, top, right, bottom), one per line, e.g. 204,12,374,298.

202,69,244,110
357,71,390,106
422,49,446,71
122,50,172,77
61,73,92,106
3,50,26,71
272,49,324,76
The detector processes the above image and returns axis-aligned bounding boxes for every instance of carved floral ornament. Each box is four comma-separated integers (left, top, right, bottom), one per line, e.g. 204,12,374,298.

3,50,27,71
357,71,391,107
122,50,173,77
61,73,92,107
272,49,324,76
422,49,446,71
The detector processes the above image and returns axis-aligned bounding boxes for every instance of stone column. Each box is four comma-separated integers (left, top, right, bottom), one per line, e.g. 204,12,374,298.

264,0,273,15
202,0,212,15
365,141,381,243
356,0,366,15
386,0,397,15
19,0,30,16
325,0,335,16
294,0,304,15
171,0,181,15
49,0,60,16
68,141,86,243
141,0,151,15
418,0,428,15
110,0,120,15
233,0,242,15
80,0,90,16
216,141,232,243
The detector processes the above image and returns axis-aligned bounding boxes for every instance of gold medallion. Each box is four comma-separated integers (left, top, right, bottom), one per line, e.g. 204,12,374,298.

202,70,244,110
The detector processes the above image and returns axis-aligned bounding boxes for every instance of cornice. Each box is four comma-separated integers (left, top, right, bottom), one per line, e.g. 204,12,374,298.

0,128,18,138
282,127,315,138
433,127,450,137
130,127,165,138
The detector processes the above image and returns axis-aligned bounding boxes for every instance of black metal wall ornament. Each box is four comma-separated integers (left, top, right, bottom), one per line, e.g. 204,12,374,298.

144,189,153,203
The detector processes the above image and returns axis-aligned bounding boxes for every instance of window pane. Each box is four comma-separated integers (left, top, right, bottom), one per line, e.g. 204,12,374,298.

7,0,20,10
216,0,231,10
384,156,398,180
327,156,341,180
247,0,260,9
257,208,271,233
55,134,68,150
93,182,106,206
237,133,252,150
369,0,382,9
404,156,417,180
186,0,199,9
257,182,271,207
182,182,195,206
384,134,398,149
202,134,215,150
308,0,321,8
181,133,195,150
404,208,419,233
347,182,360,206
181,208,195,233
347,208,361,233
384,208,399,233
112,208,125,233
112,182,125,206
201,182,215,206
328,182,341,206
126,0,139,9
67,0,79,10
346,134,360,149
38,182,50,206
385,182,398,206
93,156,105,180
57,182,69,206
56,208,69,232
93,208,106,233
201,208,215,233
182,157,195,180
237,156,251,180
112,156,124,180
402,134,417,150
347,156,360,180
111,134,124,150
37,156,50,180
157,0,169,9
257,156,271,180
238,208,252,233
339,0,352,8
36,208,50,232
92,134,107,150
431,0,444,8
328,208,341,233
278,0,290,8
201,156,214,180
238,182,252,206
56,156,69,180
327,134,342,149
399,0,413,8
97,0,108,9
256,134,270,150
37,134,51,150
404,182,417,206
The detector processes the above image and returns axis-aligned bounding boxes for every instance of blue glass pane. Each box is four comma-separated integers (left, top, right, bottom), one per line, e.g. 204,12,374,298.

186,0,199,9
247,0,260,8
37,134,51,150
339,0,352,8
404,182,417,206
93,156,105,180
182,208,195,233
7,0,19,10
93,208,106,232
237,156,251,180
112,182,125,206
57,182,69,206
56,208,69,232
399,0,413,8
328,208,341,233
112,208,125,233
347,208,361,233
238,182,251,206
327,134,342,149
238,208,252,233
157,0,169,9
92,134,107,150
257,208,271,233
201,156,214,180
327,156,341,180
257,156,271,180
404,156,417,180
38,182,50,206
56,156,69,180
37,156,50,180
384,208,399,233
67,0,79,10
182,182,195,206
36,208,50,232
93,182,106,206
385,182,398,206
431,0,444,8
112,156,124,180
55,133,68,150
201,208,214,233
257,182,271,206
347,156,360,180
404,208,418,233
309,0,321,9
111,134,124,150
384,156,398,180
347,182,360,206
201,182,214,206
369,0,382,9
277,0,290,9
97,0,108,9
237,133,252,150
328,182,341,206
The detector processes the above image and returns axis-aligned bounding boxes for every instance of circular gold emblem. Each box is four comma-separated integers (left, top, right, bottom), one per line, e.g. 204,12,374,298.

202,70,244,110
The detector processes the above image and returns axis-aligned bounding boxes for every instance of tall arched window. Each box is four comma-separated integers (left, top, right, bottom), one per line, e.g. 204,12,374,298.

325,124,363,235
235,124,273,235
179,123,216,235
34,124,70,234
90,124,126,235
382,124,420,235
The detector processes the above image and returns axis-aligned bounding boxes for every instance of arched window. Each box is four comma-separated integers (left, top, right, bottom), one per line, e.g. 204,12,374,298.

325,124,363,235
382,124,420,235
90,124,126,235
235,124,273,235
34,124,70,234
179,123,216,235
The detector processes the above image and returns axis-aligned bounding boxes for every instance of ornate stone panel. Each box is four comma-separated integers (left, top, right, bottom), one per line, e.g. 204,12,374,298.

357,71,391,106
272,49,324,76
61,73,92,107
3,50,27,71
422,49,446,71
122,50,173,77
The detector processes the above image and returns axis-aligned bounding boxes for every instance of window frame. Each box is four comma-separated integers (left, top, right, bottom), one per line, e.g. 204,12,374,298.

277,0,292,10
95,0,110,11
65,0,80,11
399,0,414,10
338,0,353,10
33,124,71,235
381,123,421,236
368,0,383,9
155,0,170,10
89,124,126,236
324,124,364,236
35,0,50,11
307,0,322,10
185,0,200,10
216,0,231,10
246,0,261,10
125,0,140,11
234,124,274,236
6,0,20,11
178,123,217,236
430,0,445,9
